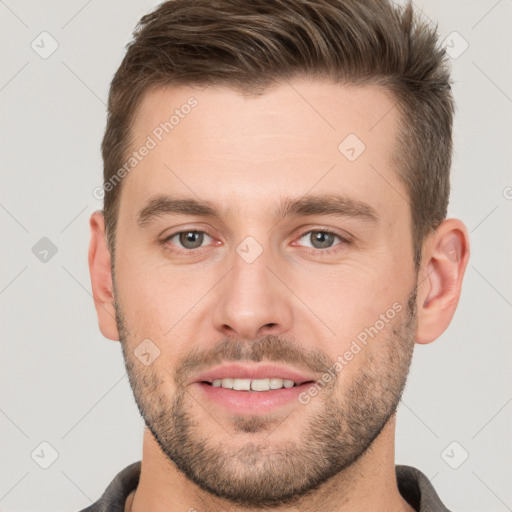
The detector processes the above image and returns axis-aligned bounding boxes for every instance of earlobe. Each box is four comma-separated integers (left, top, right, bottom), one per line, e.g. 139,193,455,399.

88,210,120,341
415,219,470,344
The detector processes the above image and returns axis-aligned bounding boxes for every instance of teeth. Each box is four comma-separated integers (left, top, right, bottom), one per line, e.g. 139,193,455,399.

270,377,284,389
210,378,297,391
233,378,251,391
252,378,270,391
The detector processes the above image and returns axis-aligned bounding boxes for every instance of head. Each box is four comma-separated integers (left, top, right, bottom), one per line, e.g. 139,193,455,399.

89,0,469,507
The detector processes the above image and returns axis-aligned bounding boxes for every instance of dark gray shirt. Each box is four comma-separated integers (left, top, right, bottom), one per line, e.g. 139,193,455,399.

78,462,451,511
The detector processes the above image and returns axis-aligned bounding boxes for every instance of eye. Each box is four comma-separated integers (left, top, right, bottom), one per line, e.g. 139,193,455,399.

164,230,213,250
295,229,348,252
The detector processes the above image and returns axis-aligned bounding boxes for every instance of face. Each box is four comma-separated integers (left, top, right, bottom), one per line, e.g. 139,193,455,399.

112,80,419,506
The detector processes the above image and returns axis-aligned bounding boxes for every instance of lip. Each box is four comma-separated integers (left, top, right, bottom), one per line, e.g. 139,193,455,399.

190,363,318,415
191,363,318,386
194,381,315,414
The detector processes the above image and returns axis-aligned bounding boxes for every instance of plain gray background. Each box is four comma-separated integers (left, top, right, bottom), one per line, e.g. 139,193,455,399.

1,0,511,511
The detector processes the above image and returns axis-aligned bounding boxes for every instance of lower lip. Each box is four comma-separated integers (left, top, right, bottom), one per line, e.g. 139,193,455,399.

194,382,314,414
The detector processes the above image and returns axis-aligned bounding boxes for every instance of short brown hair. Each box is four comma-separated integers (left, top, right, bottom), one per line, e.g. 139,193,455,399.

101,0,454,268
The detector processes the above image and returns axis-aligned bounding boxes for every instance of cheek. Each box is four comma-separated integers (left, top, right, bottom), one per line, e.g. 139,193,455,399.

116,260,215,345
301,262,394,325
294,261,406,362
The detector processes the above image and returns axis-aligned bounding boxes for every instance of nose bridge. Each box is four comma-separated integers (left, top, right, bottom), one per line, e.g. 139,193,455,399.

211,237,293,339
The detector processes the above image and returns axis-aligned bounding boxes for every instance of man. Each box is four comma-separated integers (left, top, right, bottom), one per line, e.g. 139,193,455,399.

85,0,470,510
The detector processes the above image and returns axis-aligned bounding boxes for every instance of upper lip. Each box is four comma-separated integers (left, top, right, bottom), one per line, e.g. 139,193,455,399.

192,363,318,385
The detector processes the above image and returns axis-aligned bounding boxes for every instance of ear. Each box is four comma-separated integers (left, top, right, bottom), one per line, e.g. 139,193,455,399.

88,210,120,341
415,218,470,344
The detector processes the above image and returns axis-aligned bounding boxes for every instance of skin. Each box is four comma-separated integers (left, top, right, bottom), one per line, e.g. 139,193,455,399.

88,80,470,512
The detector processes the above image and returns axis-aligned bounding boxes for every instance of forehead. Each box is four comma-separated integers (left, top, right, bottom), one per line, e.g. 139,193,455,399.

131,80,398,152
120,79,406,223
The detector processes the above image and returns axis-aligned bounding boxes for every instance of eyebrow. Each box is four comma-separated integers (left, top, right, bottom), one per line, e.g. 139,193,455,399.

136,193,378,228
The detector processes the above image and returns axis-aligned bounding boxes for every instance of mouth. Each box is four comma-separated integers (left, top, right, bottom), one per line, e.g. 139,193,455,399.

191,363,318,413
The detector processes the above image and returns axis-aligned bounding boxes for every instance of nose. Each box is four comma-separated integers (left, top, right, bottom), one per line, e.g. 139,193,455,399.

211,247,293,340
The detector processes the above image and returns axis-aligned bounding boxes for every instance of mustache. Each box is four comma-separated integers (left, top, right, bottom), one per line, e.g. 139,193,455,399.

174,335,333,385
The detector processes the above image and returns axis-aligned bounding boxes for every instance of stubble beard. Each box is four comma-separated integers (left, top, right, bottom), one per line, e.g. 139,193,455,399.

115,286,417,508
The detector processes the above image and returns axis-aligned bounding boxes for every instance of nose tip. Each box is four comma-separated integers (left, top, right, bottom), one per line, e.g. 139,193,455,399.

211,257,293,341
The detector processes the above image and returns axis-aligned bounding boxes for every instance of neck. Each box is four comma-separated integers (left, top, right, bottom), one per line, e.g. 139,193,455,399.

128,417,415,512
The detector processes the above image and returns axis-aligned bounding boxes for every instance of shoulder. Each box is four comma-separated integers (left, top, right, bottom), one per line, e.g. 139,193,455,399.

76,461,141,512
396,464,452,512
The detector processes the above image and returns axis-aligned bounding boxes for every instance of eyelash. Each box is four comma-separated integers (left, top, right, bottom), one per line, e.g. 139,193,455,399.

161,228,350,257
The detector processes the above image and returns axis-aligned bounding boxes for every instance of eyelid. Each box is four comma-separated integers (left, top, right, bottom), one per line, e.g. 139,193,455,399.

295,227,351,243
160,222,218,241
